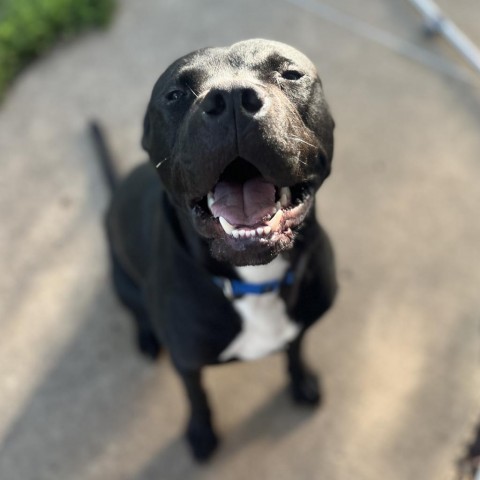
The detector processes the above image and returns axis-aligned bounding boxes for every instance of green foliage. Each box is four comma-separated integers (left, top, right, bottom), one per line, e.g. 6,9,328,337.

0,0,115,99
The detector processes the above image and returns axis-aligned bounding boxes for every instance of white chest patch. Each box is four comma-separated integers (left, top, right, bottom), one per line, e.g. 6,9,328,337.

219,257,300,362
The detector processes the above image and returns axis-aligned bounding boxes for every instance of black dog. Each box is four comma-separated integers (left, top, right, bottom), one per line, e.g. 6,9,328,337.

105,39,337,461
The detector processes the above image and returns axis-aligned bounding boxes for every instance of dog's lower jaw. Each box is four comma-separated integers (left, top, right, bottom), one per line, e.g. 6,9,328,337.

191,187,316,266
209,231,295,266
204,203,315,266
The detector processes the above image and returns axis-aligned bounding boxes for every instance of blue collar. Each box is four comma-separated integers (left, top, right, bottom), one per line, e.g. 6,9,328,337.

213,271,295,299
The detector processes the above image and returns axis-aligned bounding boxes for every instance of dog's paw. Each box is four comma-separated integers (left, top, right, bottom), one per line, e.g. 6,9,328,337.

290,370,322,407
137,330,162,361
186,418,219,462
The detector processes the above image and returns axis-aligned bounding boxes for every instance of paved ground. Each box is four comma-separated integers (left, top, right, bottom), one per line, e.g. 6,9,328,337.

0,1,479,479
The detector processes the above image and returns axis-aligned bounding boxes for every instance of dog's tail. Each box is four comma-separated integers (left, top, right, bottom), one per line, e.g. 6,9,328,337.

89,120,118,192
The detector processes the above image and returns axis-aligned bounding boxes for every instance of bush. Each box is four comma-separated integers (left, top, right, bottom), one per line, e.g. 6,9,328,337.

0,0,116,100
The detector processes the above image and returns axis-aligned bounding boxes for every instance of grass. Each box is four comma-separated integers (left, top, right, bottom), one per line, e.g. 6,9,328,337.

0,0,116,100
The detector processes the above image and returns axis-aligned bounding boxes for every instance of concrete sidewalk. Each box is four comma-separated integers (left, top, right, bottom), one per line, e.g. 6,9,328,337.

0,0,479,479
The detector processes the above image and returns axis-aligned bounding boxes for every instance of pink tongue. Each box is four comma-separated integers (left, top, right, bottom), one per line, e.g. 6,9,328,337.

210,177,275,226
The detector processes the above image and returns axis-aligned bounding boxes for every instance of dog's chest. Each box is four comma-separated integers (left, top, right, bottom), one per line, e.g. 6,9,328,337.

219,257,300,362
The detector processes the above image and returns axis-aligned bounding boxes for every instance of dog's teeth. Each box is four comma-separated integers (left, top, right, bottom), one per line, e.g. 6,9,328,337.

238,229,246,238
280,187,291,208
232,230,240,239
207,192,215,210
257,227,264,236
267,210,283,231
275,201,282,211
280,187,291,207
208,192,219,217
263,226,272,235
245,230,253,238
219,216,234,235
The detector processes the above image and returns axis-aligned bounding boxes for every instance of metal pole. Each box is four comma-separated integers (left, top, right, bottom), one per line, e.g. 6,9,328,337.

407,0,480,74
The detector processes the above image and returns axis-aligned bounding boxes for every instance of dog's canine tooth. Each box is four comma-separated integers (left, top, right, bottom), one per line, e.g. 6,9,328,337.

267,210,283,231
207,192,215,212
275,201,282,211
280,187,291,207
219,216,234,234
280,187,291,208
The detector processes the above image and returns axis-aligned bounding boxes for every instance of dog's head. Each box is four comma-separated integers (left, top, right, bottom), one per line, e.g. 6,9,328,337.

142,39,335,266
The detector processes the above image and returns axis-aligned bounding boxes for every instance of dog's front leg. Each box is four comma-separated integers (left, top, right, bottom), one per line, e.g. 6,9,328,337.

178,369,219,461
286,332,322,406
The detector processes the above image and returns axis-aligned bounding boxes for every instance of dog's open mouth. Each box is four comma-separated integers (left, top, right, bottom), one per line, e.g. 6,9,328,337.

191,158,314,248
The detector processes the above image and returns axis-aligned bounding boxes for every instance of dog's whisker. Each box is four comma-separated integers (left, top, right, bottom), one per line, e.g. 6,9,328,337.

290,150,307,166
156,157,169,169
250,80,266,88
288,136,316,149
186,83,199,98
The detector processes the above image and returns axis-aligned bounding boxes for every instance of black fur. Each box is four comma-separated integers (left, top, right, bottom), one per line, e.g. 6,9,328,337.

103,39,337,461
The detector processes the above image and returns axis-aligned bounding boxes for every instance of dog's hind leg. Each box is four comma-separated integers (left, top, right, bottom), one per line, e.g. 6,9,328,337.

110,252,162,360
178,369,219,462
286,332,322,406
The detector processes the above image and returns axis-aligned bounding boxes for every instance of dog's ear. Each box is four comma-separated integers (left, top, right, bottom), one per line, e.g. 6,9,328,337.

141,106,152,153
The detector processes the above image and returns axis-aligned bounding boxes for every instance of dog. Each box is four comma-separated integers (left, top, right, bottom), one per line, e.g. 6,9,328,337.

105,39,337,461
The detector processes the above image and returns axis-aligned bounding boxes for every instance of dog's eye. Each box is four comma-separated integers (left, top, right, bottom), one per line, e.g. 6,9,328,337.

165,90,185,102
282,70,304,81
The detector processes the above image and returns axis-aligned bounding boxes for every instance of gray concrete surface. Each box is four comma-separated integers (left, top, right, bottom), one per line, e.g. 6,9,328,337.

1,1,479,479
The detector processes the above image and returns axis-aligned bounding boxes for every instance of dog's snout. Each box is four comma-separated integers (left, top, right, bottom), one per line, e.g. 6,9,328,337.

201,86,265,119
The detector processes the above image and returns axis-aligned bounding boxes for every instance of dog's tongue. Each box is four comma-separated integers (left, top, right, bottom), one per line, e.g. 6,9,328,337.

211,177,275,226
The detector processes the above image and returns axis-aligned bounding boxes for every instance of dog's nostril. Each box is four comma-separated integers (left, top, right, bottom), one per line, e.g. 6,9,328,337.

241,88,263,114
203,92,227,116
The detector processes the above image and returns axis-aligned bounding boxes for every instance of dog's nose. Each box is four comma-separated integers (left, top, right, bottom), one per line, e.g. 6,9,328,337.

201,87,265,117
